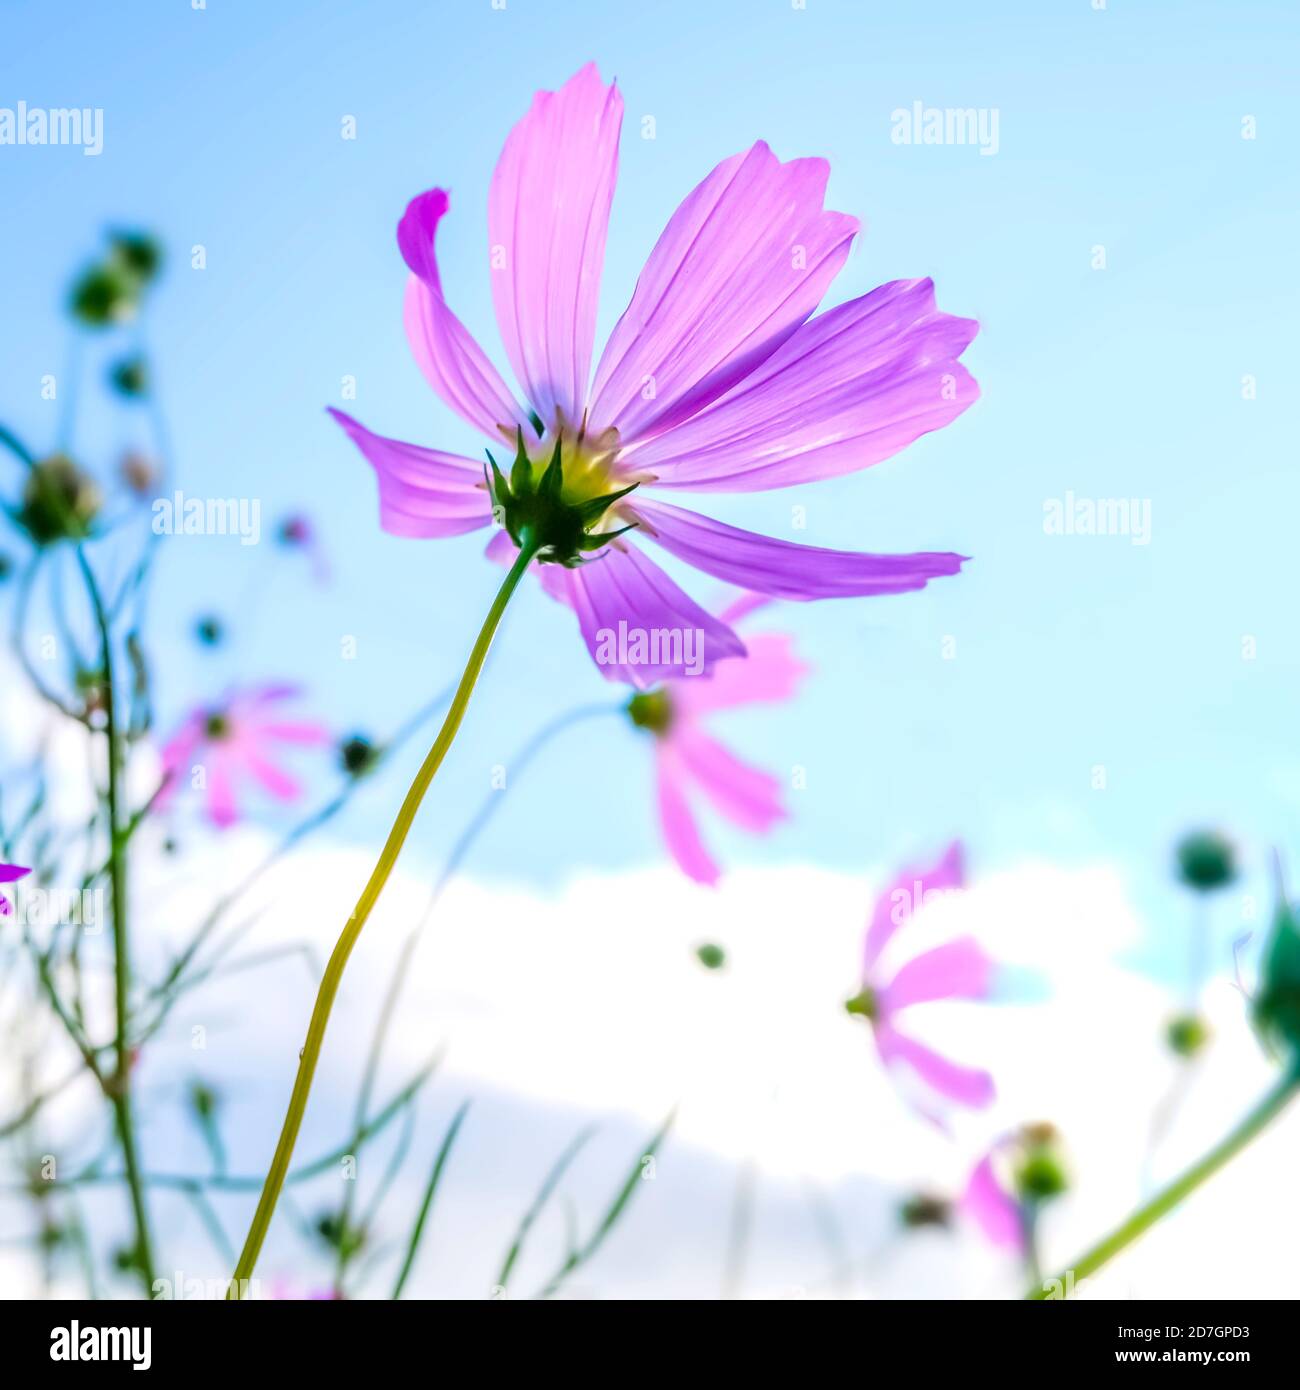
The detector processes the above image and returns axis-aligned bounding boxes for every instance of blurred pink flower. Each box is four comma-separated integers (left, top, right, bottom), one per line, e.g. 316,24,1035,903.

277,512,330,584
0,862,30,917
329,63,977,688
847,842,995,1116
158,685,329,828
959,1141,1025,1252
628,595,807,886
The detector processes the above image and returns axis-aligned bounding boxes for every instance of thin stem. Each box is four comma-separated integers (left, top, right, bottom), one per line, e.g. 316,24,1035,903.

77,545,156,1293
227,542,538,1294
331,699,618,1292
1030,1067,1300,1298
390,1100,471,1300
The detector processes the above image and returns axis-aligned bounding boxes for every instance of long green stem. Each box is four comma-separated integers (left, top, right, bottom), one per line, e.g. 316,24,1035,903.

331,700,617,1293
1030,1067,1300,1298
228,541,538,1295
78,547,156,1294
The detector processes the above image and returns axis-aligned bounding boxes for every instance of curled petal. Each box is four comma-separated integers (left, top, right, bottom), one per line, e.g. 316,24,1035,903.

960,1152,1025,1252
879,936,995,1012
488,63,623,424
874,1022,994,1110
397,189,529,437
548,541,747,688
863,841,965,975
589,142,858,441
633,498,965,601
329,409,492,539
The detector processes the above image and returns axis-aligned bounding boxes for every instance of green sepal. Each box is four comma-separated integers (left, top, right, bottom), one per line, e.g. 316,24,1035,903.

538,434,565,500
509,427,533,496
576,521,639,556
575,480,640,527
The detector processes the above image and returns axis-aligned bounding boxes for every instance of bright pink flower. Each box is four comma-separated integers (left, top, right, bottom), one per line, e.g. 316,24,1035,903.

848,842,995,1115
331,64,978,689
0,862,30,916
628,595,807,886
158,685,329,828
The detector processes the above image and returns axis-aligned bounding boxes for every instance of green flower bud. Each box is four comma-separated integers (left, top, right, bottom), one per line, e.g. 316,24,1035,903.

1014,1122,1069,1203
69,262,138,326
1166,1012,1211,1059
695,942,726,970
108,230,163,285
340,734,379,777
109,354,149,398
1176,830,1237,893
16,454,101,546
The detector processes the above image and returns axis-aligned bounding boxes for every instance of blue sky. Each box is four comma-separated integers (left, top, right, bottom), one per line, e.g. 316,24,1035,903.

3,0,1298,982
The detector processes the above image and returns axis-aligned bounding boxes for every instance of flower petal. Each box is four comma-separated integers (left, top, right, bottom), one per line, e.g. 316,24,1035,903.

0,863,30,884
670,726,785,833
960,1152,1025,1252
655,744,720,886
589,142,858,441
397,189,529,437
328,409,492,539
546,541,747,688
488,63,623,425
205,754,240,829
672,631,807,717
879,936,995,1012
633,498,965,600
625,278,979,490
863,841,965,975
241,747,303,803
254,721,332,746
874,1022,994,1109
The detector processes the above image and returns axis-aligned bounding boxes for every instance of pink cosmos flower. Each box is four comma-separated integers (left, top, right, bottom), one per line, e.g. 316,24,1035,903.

0,862,30,917
330,63,978,689
846,841,995,1115
628,594,807,886
158,685,329,828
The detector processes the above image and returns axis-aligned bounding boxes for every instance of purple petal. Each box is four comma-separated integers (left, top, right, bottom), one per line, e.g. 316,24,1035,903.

879,936,995,1012
624,278,979,490
589,142,858,441
960,1152,1025,1252
874,1022,994,1110
397,189,530,437
862,841,965,975
328,409,492,539
547,541,747,689
672,631,806,717
241,747,303,803
0,863,30,884
254,721,331,746
669,726,785,833
633,498,966,600
205,753,240,829
656,745,721,886
488,64,622,425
